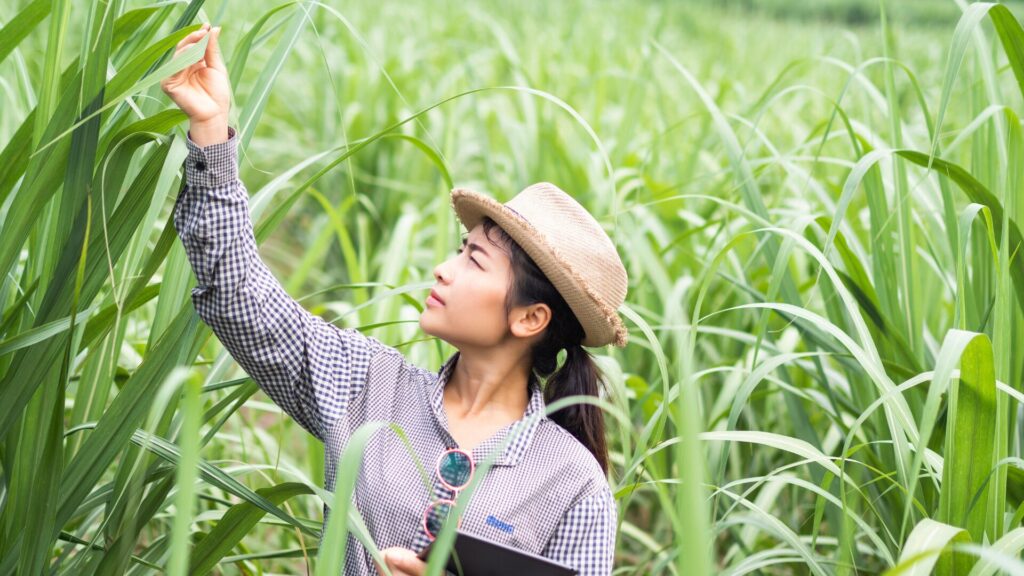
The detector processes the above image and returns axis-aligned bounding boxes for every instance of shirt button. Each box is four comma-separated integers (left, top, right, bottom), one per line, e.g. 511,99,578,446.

194,160,207,171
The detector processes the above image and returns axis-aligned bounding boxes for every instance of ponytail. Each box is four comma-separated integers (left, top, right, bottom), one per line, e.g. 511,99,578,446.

537,344,609,475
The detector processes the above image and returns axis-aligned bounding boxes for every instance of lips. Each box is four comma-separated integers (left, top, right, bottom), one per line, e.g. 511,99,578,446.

429,289,446,305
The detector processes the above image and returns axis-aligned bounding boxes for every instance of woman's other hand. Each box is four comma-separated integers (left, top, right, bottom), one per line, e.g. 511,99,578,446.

160,23,230,146
374,546,428,576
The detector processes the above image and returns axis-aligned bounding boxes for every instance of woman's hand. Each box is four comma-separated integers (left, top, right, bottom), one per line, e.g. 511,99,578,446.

160,22,231,146
374,546,428,576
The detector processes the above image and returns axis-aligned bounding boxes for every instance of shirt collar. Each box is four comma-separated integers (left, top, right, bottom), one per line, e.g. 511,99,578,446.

431,351,547,467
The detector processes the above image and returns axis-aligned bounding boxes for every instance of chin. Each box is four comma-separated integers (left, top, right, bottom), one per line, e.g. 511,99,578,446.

418,315,440,337
419,318,458,347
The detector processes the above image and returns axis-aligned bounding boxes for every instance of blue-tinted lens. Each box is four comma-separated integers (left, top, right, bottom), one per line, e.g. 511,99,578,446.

438,451,472,488
426,501,453,537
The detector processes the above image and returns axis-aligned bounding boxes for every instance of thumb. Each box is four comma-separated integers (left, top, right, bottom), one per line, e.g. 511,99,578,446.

390,548,419,570
205,26,226,74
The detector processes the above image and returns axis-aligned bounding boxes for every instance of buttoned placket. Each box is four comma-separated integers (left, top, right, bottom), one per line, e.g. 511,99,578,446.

412,354,542,551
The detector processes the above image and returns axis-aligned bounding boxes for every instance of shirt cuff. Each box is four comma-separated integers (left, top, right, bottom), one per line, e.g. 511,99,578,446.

185,125,238,188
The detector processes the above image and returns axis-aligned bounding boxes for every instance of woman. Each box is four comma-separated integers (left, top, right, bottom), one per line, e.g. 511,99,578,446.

162,23,628,576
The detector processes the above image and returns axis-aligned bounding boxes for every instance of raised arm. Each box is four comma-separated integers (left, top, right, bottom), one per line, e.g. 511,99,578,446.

162,24,387,441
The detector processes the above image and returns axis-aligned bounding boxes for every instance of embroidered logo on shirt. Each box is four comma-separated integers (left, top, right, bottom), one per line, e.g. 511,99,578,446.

486,514,514,534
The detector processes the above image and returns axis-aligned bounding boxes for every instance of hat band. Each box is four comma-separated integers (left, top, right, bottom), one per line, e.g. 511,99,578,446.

506,205,528,222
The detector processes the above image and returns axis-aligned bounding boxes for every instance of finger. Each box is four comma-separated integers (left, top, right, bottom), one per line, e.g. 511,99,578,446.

377,549,397,575
205,26,227,74
172,38,209,72
163,27,211,89
389,549,425,576
173,33,211,80
164,52,206,87
174,27,209,55
384,566,411,576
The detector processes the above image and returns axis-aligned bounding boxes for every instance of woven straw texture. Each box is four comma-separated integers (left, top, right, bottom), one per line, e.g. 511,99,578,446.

450,182,628,348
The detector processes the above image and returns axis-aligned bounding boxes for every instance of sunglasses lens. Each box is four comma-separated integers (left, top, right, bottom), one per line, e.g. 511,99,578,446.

438,450,472,489
425,500,454,539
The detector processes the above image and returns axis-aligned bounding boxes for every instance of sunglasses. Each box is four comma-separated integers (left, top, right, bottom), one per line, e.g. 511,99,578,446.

421,448,475,541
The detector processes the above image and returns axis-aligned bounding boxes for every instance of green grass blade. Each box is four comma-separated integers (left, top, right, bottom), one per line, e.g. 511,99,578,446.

888,519,971,576
189,482,314,575
167,370,203,576
937,332,997,547
0,0,49,66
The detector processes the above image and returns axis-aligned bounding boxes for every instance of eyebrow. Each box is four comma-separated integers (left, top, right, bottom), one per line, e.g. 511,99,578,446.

461,236,491,259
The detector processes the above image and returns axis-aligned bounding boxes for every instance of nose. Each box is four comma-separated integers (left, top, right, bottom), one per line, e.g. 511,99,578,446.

433,258,451,284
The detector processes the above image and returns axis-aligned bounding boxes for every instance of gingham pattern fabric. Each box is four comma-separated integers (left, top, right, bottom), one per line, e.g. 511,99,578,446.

172,126,617,576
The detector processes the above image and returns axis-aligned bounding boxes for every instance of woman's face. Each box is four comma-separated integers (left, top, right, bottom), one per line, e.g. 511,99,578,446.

419,223,516,348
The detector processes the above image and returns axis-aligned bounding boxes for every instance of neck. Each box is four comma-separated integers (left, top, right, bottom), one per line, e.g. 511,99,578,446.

444,348,531,420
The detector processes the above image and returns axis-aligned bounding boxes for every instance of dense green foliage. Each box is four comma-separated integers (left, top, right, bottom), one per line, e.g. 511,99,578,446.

2,0,1024,573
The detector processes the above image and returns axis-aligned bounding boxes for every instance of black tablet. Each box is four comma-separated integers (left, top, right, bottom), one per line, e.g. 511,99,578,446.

416,529,578,576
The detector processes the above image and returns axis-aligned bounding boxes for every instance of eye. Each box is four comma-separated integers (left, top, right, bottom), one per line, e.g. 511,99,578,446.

456,247,481,267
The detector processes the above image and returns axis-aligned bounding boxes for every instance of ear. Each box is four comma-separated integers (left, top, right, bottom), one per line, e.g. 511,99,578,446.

509,302,551,339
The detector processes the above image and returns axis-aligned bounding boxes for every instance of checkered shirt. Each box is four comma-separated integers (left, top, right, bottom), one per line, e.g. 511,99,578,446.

172,126,617,575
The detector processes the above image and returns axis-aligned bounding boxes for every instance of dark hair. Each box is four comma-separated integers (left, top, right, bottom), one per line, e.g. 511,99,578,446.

479,216,609,475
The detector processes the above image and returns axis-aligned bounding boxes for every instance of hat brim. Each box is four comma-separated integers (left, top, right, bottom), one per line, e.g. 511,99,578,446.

450,187,627,348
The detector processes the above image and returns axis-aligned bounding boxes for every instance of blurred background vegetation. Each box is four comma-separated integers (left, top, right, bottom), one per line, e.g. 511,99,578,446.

2,0,1024,574
715,0,1018,27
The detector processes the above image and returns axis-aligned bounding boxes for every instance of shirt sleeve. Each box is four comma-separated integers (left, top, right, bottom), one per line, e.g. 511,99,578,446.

542,486,617,576
172,125,387,442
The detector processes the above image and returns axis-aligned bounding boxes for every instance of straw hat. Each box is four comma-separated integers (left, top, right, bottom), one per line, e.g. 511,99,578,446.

450,182,629,348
